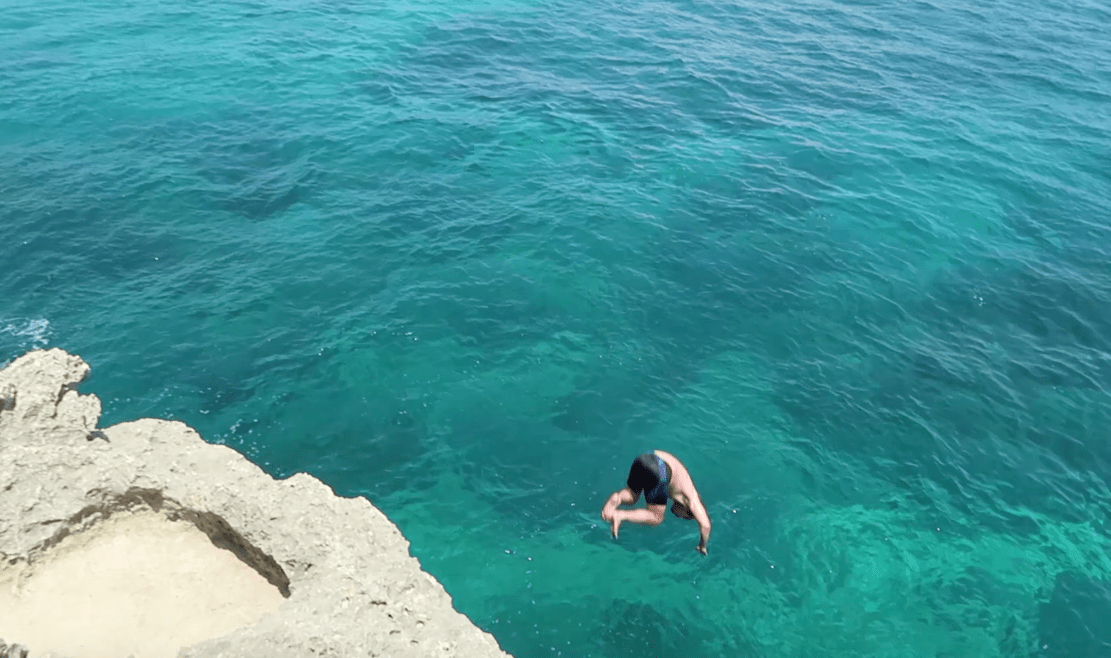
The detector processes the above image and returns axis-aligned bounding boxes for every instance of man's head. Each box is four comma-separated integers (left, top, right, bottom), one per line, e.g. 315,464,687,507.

671,501,694,520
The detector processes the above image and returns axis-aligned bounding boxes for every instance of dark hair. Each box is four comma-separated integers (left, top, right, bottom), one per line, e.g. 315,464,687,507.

671,501,694,520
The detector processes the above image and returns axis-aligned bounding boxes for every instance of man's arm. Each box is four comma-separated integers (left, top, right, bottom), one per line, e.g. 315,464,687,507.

689,495,712,554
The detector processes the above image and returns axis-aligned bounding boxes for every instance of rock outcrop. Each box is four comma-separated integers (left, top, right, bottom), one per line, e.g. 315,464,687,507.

0,349,512,658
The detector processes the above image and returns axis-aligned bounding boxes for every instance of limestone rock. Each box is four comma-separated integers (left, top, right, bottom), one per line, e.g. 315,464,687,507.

0,640,31,658
0,349,512,658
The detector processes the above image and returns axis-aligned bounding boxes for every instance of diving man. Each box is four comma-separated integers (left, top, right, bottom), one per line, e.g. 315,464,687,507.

600,450,711,555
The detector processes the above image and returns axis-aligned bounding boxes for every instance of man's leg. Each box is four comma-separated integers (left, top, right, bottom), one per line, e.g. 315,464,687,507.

601,487,639,522
610,504,665,538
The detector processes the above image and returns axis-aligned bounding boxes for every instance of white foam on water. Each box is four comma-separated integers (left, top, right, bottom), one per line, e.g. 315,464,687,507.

1,318,52,365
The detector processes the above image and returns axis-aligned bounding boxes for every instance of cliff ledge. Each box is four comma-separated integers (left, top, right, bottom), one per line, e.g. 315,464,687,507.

0,348,511,658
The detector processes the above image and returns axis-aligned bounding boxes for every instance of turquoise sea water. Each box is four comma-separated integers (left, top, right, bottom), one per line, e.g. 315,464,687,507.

3,0,1111,655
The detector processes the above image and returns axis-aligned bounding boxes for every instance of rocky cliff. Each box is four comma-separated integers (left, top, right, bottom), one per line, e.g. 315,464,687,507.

0,349,511,658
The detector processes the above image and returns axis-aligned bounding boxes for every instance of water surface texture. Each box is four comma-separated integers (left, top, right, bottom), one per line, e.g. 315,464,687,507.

3,0,1111,655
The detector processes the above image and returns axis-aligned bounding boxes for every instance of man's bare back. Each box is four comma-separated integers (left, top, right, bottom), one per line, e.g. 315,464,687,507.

600,450,712,555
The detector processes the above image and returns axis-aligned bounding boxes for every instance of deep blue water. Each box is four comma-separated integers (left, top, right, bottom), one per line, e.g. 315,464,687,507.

3,0,1111,655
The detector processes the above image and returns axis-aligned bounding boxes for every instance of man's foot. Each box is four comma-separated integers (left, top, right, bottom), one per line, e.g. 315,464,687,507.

611,517,622,539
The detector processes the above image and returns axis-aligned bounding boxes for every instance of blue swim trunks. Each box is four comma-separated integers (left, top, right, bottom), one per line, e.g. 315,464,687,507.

626,452,670,506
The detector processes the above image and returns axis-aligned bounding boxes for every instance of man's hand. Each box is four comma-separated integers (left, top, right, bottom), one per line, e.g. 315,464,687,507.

697,543,708,556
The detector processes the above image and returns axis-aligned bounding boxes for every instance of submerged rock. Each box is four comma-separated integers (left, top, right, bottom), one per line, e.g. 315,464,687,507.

0,349,511,658
1038,571,1111,658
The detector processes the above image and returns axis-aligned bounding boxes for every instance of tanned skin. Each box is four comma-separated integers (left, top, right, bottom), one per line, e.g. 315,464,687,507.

600,450,711,555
